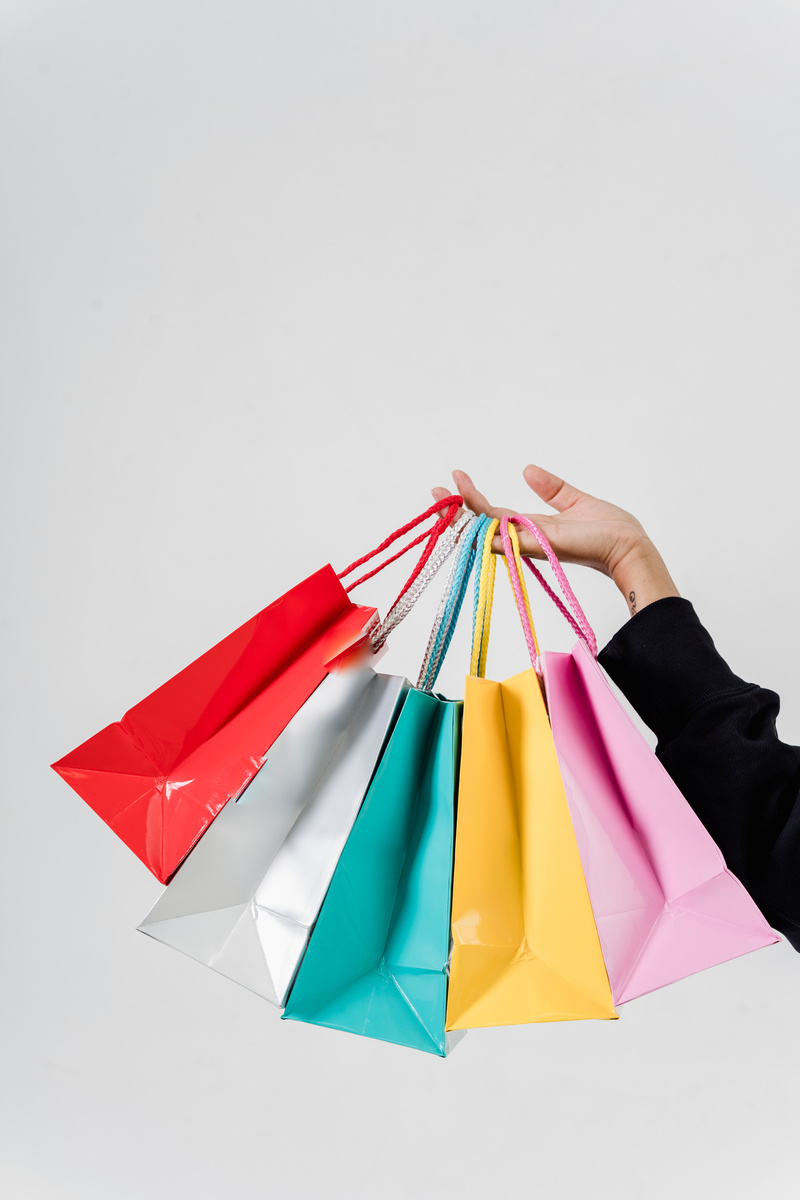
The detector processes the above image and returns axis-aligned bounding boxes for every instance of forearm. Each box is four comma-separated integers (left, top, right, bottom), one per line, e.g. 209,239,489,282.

598,597,800,948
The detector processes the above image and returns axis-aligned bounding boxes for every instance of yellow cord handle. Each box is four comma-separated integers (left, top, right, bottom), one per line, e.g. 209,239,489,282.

469,518,542,678
469,519,498,678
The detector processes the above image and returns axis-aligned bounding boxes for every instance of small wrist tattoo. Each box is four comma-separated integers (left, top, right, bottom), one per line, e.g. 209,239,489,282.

629,591,637,616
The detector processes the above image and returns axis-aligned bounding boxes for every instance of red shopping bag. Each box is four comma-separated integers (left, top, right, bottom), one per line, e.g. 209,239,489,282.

52,496,461,882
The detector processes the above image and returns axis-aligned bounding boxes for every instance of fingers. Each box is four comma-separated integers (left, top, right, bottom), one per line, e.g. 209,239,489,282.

451,469,489,515
490,516,557,559
451,469,515,522
430,485,463,528
511,514,561,559
522,463,586,513
438,471,558,556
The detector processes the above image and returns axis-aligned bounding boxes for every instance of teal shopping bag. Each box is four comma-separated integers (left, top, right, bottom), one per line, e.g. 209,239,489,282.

281,687,462,1057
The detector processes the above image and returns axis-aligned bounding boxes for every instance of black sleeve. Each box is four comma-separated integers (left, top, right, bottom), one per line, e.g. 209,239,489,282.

597,596,800,951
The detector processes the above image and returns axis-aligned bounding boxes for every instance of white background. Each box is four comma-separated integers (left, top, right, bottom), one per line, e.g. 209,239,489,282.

3,3,799,1197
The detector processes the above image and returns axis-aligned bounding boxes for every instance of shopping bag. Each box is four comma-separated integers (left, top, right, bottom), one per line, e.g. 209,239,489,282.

138,662,409,1005
51,495,462,883
282,515,485,1056
446,519,617,1031
502,514,779,1005
282,689,463,1056
137,508,476,1007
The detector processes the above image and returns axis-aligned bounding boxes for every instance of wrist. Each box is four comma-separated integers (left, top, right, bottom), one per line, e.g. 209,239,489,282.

611,537,680,617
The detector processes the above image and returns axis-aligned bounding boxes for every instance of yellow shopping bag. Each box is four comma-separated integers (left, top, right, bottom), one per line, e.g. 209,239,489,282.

446,520,617,1030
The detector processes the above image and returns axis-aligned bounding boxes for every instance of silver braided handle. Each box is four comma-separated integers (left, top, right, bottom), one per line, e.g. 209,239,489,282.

370,511,475,651
416,513,482,690
416,541,466,687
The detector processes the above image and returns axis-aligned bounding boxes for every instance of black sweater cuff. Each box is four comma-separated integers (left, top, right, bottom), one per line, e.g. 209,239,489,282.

597,597,754,742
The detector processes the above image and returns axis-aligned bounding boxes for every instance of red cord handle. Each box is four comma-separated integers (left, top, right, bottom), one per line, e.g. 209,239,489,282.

338,494,463,613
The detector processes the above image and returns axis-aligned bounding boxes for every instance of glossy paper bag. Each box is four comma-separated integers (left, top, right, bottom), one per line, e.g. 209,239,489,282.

283,688,464,1057
137,506,477,1010
52,567,376,882
280,515,484,1055
51,494,463,883
138,662,408,1006
505,515,779,1005
446,520,617,1031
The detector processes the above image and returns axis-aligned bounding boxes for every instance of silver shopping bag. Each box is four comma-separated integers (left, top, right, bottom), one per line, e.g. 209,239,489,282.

138,511,480,1009
138,661,408,1006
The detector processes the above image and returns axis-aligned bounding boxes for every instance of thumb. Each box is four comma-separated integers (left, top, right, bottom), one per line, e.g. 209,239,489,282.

522,463,585,513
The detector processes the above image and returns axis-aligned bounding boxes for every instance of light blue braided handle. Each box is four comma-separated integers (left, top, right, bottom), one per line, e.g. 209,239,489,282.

471,517,489,673
415,514,477,688
417,513,490,691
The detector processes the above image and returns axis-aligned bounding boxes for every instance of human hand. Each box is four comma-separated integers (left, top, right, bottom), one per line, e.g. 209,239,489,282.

432,464,680,617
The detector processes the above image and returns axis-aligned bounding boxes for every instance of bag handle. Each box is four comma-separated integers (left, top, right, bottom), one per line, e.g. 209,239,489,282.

470,519,545,677
337,495,462,621
497,519,543,674
371,510,477,651
502,515,597,657
416,512,490,691
469,519,498,678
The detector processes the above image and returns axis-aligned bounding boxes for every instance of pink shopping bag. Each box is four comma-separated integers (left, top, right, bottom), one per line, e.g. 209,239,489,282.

500,515,779,1006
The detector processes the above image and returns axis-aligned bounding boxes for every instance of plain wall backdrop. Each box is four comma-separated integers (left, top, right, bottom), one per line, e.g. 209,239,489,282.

2,3,799,1197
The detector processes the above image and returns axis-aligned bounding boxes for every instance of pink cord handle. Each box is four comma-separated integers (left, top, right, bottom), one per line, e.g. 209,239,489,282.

522,557,585,646
508,515,598,657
